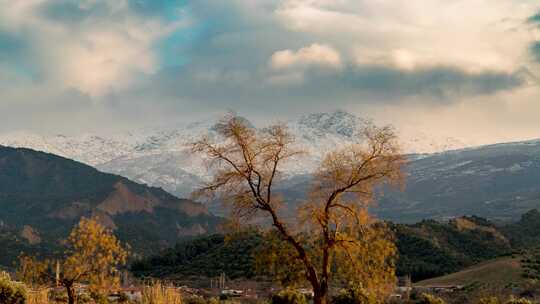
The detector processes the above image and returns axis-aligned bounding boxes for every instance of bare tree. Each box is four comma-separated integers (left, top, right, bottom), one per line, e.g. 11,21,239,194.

192,114,405,304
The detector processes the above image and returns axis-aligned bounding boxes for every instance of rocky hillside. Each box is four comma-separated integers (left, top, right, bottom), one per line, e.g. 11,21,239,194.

0,145,221,267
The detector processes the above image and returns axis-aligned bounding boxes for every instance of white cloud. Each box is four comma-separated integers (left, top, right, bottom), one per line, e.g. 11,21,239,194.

0,0,188,96
276,0,540,73
270,43,342,70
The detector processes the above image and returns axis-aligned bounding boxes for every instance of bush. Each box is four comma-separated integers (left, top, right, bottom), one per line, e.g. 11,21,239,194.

77,293,93,304
142,281,183,304
271,289,307,304
118,292,130,303
331,288,378,304
0,272,27,304
505,297,532,304
418,293,445,304
185,296,207,304
478,297,501,304
27,289,50,304
208,297,220,304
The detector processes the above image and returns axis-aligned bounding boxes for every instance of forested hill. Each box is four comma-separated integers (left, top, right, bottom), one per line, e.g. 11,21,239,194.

0,145,222,266
131,211,540,282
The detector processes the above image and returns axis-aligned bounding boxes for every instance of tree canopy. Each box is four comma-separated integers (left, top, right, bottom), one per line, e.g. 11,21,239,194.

192,114,405,304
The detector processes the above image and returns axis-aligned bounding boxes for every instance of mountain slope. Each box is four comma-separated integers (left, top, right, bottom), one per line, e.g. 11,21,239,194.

377,140,540,222
0,111,471,200
0,145,221,266
2,111,540,222
415,257,523,289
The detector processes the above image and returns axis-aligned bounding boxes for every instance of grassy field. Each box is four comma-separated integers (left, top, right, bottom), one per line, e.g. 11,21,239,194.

415,257,525,289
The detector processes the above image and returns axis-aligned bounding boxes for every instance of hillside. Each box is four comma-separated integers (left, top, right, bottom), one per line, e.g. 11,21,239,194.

394,216,512,281
131,215,521,282
374,140,540,222
0,145,221,267
415,257,524,289
131,233,263,280
502,209,540,249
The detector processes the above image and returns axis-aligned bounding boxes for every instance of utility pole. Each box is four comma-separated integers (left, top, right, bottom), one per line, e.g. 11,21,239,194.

55,260,60,287
220,272,225,289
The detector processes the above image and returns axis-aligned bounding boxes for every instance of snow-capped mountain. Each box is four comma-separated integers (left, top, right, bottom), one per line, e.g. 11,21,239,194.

0,111,472,198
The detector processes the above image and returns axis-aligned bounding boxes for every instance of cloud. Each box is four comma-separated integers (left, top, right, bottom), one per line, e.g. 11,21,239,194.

0,0,539,144
531,41,540,63
276,0,537,73
270,44,342,70
528,11,540,24
0,0,189,96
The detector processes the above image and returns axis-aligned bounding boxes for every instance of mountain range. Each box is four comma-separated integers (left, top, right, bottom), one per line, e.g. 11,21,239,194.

0,111,470,200
1,111,540,222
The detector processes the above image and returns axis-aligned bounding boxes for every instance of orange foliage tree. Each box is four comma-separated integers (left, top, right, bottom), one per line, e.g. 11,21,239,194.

192,114,405,304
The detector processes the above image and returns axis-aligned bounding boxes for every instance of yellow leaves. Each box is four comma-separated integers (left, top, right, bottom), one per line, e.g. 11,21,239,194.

193,114,405,302
191,113,302,223
61,217,128,293
333,222,397,299
16,254,48,288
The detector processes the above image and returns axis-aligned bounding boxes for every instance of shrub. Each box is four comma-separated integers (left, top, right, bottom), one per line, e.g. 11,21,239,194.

27,288,50,304
142,281,183,304
478,297,501,304
271,289,307,304
118,292,130,303
220,294,230,300
0,272,27,304
50,289,68,302
331,288,378,304
208,297,220,304
505,297,532,304
77,293,93,304
185,296,207,304
418,293,445,304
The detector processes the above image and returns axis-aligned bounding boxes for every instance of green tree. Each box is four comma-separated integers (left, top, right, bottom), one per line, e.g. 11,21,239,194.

521,248,540,281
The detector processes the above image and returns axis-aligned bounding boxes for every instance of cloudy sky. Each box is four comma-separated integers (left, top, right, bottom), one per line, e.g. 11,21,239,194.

1,0,540,145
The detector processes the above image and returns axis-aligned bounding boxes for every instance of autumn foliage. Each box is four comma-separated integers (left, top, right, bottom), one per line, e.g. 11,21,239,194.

192,114,405,304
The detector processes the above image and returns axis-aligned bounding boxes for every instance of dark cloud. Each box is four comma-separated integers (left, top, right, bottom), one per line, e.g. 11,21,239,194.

127,0,187,17
528,11,540,24
340,66,523,99
531,41,540,63
37,0,112,25
0,31,27,61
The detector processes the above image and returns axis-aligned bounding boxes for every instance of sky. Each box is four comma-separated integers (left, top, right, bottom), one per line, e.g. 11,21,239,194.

1,0,540,145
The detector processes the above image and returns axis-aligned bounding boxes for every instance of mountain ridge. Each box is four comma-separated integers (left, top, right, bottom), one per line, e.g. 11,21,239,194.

0,145,221,266
2,111,540,222
0,111,477,200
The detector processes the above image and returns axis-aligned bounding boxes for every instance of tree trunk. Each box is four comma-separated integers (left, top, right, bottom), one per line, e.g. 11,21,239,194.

66,283,76,304
313,289,328,304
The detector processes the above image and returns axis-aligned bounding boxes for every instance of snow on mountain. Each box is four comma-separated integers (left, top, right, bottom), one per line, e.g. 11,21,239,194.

0,111,472,198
